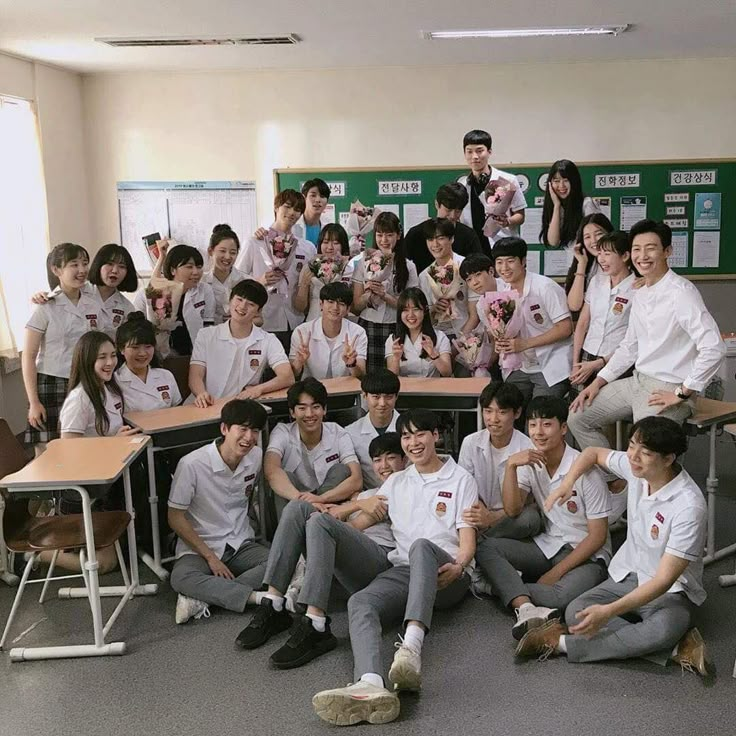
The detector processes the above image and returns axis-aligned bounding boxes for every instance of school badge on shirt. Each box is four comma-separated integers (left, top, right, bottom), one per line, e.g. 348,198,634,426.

250,359,260,369
566,500,578,514
157,384,170,403
86,313,99,329
435,501,447,517
530,304,544,325
650,524,659,540
612,296,628,315
244,473,256,498
112,308,125,326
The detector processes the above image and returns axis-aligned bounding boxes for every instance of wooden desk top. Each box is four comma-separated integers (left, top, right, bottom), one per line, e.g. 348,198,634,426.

724,424,736,437
1,436,151,488
259,376,362,402
399,377,489,397
687,397,736,428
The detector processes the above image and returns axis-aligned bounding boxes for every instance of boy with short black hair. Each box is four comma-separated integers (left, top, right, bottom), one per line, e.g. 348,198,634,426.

295,177,332,245
312,409,478,726
480,396,611,641
458,129,528,255
264,377,362,511
236,432,405,665
168,399,271,624
290,281,368,380
189,278,294,405
517,416,709,677
346,369,401,489
404,182,482,273
491,237,573,405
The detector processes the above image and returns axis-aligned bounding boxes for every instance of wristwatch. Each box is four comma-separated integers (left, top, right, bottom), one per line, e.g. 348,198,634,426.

674,385,690,401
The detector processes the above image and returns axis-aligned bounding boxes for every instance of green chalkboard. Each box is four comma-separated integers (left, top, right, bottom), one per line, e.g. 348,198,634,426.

275,160,735,278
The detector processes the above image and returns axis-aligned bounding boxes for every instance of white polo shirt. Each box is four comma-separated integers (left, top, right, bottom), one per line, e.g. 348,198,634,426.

605,451,707,605
380,456,479,566
290,317,368,380
116,364,182,412
88,285,135,339
345,410,400,489
458,429,534,511
59,384,124,437
384,330,452,377
583,273,637,358
500,271,572,386
292,214,329,242
235,234,317,332
26,287,105,378
458,168,528,244
168,441,260,559
418,253,479,336
517,444,612,562
305,259,355,322
351,487,396,549
352,256,419,324
266,421,359,490
191,322,289,398
202,266,248,325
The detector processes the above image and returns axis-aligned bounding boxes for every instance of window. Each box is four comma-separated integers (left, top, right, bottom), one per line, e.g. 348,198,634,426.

0,96,50,358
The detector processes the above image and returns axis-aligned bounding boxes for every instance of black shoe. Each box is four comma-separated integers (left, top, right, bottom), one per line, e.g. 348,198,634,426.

235,598,292,650
269,614,337,669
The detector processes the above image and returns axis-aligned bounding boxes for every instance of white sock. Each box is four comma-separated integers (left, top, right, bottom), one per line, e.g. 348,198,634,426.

264,592,284,611
360,673,384,689
306,612,326,632
557,635,567,654
403,624,425,652
250,591,267,606
519,602,534,613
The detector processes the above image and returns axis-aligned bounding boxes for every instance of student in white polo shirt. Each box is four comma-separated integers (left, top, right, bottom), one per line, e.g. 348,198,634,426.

492,237,573,407
312,409,478,726
345,369,401,489
481,397,611,642
517,416,709,677
289,282,368,380
189,279,294,406
568,219,725,451
168,399,271,625
264,378,362,514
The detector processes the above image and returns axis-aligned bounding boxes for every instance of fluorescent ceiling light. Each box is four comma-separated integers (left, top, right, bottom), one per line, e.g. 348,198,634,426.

423,25,630,40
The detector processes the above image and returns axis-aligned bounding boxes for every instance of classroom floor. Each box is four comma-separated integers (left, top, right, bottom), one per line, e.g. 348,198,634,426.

1,557,735,736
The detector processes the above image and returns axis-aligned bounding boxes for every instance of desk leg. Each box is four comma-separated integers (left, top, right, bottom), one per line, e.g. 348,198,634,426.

76,486,105,648
704,425,719,564
476,405,483,432
139,444,169,581
122,467,157,597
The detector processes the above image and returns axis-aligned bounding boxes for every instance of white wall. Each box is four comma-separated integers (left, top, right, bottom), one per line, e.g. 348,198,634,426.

82,57,736,244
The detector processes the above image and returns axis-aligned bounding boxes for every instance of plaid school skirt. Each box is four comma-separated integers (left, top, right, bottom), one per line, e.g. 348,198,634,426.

359,319,394,374
24,372,68,445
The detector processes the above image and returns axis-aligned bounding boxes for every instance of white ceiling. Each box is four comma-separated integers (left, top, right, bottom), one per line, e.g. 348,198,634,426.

1,0,735,73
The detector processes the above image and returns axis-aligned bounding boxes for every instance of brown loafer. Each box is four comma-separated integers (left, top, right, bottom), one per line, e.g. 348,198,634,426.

515,620,566,660
672,627,709,677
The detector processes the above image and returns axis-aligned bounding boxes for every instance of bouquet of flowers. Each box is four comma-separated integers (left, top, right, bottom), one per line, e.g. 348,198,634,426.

144,276,184,359
346,199,381,255
363,249,392,308
482,177,518,238
308,255,346,285
426,261,463,322
263,228,298,295
477,290,524,376
452,332,493,377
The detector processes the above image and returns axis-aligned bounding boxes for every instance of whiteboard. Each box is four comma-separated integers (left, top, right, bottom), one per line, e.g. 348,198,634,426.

117,181,257,274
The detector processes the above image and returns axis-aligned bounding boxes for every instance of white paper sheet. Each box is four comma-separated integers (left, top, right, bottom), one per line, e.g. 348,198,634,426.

520,207,543,245
543,249,573,276
668,231,689,269
323,203,336,225
403,203,429,232
592,196,612,221
378,203,400,218
339,212,350,228
118,190,170,272
525,250,541,274
692,231,720,268
620,196,647,231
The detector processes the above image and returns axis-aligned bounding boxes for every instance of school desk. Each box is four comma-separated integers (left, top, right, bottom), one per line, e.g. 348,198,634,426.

397,377,487,431
259,376,363,412
0,436,157,661
124,399,273,580
686,398,736,566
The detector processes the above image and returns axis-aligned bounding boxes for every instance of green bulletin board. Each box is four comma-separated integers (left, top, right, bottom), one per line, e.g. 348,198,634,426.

275,160,734,278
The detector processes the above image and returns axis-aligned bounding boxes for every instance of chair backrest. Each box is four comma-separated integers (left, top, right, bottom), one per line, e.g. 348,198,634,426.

0,419,28,481
0,419,34,547
162,355,191,401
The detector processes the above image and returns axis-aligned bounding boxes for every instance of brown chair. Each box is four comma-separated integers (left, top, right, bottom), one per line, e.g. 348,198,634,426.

0,420,131,651
162,355,191,401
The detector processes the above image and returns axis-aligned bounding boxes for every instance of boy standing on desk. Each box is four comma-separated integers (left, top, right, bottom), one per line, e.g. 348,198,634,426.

168,399,272,624
188,279,294,406
293,178,332,246
457,129,527,256
264,378,362,515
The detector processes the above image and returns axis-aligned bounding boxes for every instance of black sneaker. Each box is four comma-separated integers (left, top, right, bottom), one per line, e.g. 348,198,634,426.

269,615,337,669
235,598,292,650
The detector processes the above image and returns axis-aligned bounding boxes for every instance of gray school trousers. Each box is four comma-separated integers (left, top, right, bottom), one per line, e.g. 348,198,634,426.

263,500,391,610
348,538,470,681
567,371,693,452
480,505,543,542
477,537,607,610
170,540,269,612
505,369,570,407
271,463,352,518
564,573,696,666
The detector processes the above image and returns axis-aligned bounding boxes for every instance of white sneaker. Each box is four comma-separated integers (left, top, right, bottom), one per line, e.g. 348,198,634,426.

388,638,422,691
470,568,493,598
284,584,300,613
175,594,211,625
312,681,400,726
512,604,559,641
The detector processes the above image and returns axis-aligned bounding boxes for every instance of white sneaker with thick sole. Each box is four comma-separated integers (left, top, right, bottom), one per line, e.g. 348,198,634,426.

388,639,422,691
512,604,559,641
175,594,211,625
470,568,493,598
312,681,400,726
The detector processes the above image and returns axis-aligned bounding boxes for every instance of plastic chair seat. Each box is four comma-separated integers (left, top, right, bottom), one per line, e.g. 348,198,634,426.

28,511,131,552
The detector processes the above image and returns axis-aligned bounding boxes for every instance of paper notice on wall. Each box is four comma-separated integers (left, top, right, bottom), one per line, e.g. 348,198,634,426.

525,250,541,274
403,203,429,232
520,207,543,245
693,193,721,230
379,203,400,218
339,212,350,228
692,231,720,268
544,249,573,276
620,196,647,231
323,204,336,225
668,231,688,269
592,196,612,221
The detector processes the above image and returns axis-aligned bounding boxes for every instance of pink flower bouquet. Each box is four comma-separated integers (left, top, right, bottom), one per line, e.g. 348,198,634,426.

453,332,493,377
427,261,463,322
363,249,392,307
347,199,381,256
263,228,297,295
309,255,346,285
478,290,524,376
482,177,518,238
144,276,184,359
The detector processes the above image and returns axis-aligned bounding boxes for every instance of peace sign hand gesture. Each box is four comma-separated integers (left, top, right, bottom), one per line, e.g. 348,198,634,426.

390,335,404,361
295,331,311,367
342,334,359,367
